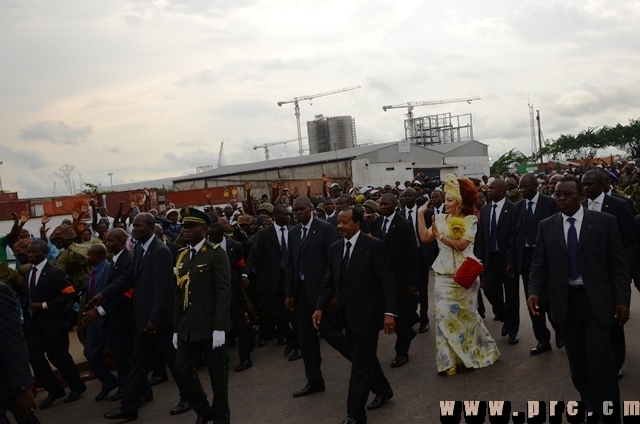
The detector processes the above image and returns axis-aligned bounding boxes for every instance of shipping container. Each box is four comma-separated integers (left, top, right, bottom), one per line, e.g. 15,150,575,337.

42,202,55,217
103,189,159,216
0,200,32,220
51,195,92,216
31,204,44,218
165,187,238,208
0,192,19,202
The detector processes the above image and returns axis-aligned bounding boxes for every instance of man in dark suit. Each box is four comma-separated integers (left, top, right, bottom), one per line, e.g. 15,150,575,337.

328,194,370,234
24,240,86,409
528,176,629,421
174,208,232,424
82,244,119,401
208,223,255,373
312,208,397,424
371,193,420,368
475,179,519,344
399,188,439,333
86,213,189,421
284,196,349,397
581,169,638,377
506,173,562,355
0,282,39,424
242,204,300,358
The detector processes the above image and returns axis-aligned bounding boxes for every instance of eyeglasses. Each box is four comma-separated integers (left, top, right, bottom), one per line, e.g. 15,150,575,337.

554,190,578,198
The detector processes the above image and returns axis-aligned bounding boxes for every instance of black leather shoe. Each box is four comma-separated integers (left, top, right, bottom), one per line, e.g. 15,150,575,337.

617,369,623,380
234,359,253,372
148,376,168,386
390,354,409,368
288,349,303,361
170,401,192,416
284,345,294,356
104,409,138,421
501,327,508,337
292,382,325,398
64,385,86,404
418,323,429,333
555,333,564,349
139,392,153,404
195,416,213,424
529,342,551,355
341,416,360,424
256,337,266,347
95,381,118,401
38,390,65,409
366,394,393,411
277,337,287,346
111,389,124,402
508,334,519,345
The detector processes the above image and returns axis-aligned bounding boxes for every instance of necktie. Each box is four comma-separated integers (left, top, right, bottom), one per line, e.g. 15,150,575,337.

280,227,288,268
489,204,498,252
436,208,440,214
29,266,37,302
525,201,534,246
88,269,96,299
567,217,580,280
381,218,389,241
407,209,414,229
342,241,352,276
190,248,197,260
301,226,308,242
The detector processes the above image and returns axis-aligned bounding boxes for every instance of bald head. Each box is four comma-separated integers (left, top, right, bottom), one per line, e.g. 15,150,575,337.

520,173,537,185
293,195,312,208
105,228,128,254
87,243,107,266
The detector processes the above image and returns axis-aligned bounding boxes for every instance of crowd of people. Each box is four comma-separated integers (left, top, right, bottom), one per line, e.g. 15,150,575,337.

1,162,639,423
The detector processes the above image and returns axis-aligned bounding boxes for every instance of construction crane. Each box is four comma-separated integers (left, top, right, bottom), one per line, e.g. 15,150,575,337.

253,137,307,160
277,85,361,156
217,141,225,168
382,96,481,118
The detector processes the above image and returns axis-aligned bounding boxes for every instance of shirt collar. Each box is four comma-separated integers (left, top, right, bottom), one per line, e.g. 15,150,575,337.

346,230,361,247
33,258,48,271
141,236,154,252
493,197,506,208
529,192,540,204
592,192,606,205
219,237,227,251
189,238,206,253
562,205,585,223
301,216,314,231
273,223,287,233
112,248,124,264
383,211,396,224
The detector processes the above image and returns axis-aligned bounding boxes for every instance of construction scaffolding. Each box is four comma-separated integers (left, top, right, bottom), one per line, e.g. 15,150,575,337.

404,112,474,146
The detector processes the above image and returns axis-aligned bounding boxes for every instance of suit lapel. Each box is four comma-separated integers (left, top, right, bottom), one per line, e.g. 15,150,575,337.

135,240,153,278
300,221,316,254
556,214,567,252
344,234,365,282
577,211,595,251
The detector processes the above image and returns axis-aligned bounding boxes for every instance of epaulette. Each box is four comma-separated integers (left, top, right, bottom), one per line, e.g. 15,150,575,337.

178,246,189,252
204,240,219,250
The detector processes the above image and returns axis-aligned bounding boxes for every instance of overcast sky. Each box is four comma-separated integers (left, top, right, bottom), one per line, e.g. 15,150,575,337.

1,0,639,197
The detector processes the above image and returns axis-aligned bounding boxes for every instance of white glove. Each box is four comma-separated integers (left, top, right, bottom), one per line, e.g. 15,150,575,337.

172,333,178,350
212,330,225,349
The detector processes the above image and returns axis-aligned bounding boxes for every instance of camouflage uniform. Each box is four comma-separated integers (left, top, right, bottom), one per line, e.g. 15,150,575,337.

619,171,638,190
624,183,640,215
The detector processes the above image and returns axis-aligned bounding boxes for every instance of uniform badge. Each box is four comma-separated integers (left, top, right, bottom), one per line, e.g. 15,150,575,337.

201,246,207,253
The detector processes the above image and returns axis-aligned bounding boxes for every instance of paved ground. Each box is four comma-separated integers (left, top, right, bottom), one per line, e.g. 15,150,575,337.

26,279,640,424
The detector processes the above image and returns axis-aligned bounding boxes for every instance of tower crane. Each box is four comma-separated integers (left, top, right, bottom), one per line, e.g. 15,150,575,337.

253,137,307,161
277,85,361,156
382,96,481,118
217,141,225,168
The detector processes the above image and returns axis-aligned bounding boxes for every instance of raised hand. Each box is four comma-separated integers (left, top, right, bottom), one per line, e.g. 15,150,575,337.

305,178,312,188
41,214,51,225
72,209,80,221
244,181,252,192
270,181,279,190
19,211,29,225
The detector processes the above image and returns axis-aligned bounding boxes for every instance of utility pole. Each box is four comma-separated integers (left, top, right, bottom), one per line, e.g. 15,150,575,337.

0,161,4,191
107,172,113,190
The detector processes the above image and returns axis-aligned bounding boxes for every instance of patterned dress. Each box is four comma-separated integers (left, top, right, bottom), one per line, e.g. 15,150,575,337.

431,214,499,372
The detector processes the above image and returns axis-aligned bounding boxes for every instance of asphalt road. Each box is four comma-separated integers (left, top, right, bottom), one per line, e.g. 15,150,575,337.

30,279,640,424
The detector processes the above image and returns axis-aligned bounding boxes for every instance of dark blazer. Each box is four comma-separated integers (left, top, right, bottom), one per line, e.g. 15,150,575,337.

528,209,630,326
611,190,635,214
474,199,516,264
25,262,76,335
507,194,559,274
86,261,110,329
0,282,32,399
581,194,639,266
316,233,397,333
370,213,420,292
165,241,182,263
100,248,134,334
225,237,245,298
400,206,438,267
102,237,175,332
243,225,289,294
285,217,339,304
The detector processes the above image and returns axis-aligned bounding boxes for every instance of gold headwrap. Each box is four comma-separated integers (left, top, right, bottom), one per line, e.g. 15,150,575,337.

443,174,462,205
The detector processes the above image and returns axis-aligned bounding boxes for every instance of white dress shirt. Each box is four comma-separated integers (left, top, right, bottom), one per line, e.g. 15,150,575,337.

433,205,444,215
300,216,313,240
561,206,584,285
140,236,154,255
189,238,207,256
273,223,288,249
381,211,396,236
29,258,48,288
343,231,361,259
491,198,506,225
587,192,605,212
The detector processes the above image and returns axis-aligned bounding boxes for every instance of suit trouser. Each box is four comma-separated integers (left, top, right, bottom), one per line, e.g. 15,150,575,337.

482,251,519,335
0,397,42,424
562,288,620,419
259,273,299,348
175,339,230,424
416,257,429,325
346,329,392,422
230,289,255,361
27,325,84,394
296,283,352,384
394,293,418,356
521,248,561,344
107,328,133,391
121,329,186,414
611,322,625,371
84,324,117,388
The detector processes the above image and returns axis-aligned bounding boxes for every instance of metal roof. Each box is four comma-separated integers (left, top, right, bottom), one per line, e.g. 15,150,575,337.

110,176,176,192
425,140,487,154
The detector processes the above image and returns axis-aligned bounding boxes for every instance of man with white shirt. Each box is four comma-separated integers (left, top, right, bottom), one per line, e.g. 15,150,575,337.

528,176,629,422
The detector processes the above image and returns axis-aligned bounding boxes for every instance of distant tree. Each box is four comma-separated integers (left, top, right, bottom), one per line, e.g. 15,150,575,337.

490,149,530,175
54,164,75,195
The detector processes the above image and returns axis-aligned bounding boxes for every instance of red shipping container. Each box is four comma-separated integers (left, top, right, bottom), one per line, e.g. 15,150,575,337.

0,192,19,202
165,187,237,208
42,202,55,217
103,189,160,216
51,195,92,216
0,200,32,221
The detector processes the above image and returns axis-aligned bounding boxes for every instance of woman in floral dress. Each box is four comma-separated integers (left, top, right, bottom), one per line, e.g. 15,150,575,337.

417,175,499,375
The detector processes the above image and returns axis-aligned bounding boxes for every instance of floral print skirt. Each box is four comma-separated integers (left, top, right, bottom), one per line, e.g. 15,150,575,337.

434,274,500,372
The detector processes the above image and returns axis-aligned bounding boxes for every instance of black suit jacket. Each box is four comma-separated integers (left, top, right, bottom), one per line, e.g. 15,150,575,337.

370,214,420,292
86,261,110,329
399,206,439,267
25,262,76,335
507,194,559,274
0,282,32,399
165,241,182,263
102,237,175,332
285,217,339,305
529,209,630,326
611,190,635,214
243,225,289,294
316,233,397,333
101,248,134,334
224,237,245,298
474,199,516,264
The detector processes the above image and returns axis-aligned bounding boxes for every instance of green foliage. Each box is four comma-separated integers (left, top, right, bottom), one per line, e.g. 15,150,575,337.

490,149,530,175
80,182,99,195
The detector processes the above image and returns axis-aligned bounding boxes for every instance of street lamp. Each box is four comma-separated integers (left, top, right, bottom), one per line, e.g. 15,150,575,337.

107,172,113,190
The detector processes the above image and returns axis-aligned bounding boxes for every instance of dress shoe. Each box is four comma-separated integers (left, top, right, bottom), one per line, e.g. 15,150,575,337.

366,394,392,411
111,389,124,402
501,327,508,337
292,382,325,398
390,354,409,368
277,337,287,346
288,349,303,361
148,375,168,386
508,334,519,345
95,381,118,401
64,385,87,404
284,345,294,356
256,337,266,347
195,416,213,424
529,342,551,355
170,401,192,416
234,359,253,372
38,390,66,409
555,333,564,349
617,369,623,380
139,392,153,404
104,409,138,421
418,323,429,333
341,416,361,424
80,370,96,381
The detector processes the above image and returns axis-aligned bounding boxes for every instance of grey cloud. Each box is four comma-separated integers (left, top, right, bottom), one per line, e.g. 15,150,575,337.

17,174,49,197
20,121,92,145
0,144,48,170
550,84,638,118
176,69,218,87
164,0,258,14
212,100,274,117
122,14,143,26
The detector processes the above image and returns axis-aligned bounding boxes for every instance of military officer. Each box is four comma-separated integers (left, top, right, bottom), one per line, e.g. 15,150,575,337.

174,207,232,424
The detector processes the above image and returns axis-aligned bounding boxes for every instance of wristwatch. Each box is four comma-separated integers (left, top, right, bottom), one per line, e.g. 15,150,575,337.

437,234,443,241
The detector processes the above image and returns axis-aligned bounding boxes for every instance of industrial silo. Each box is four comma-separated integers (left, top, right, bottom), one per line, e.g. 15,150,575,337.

307,115,356,154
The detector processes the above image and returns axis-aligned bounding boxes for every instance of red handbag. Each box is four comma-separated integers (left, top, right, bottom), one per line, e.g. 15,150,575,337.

453,255,483,289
